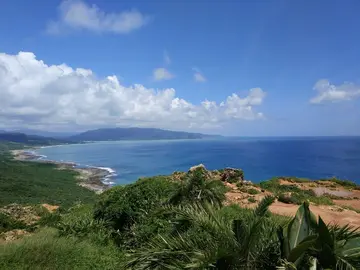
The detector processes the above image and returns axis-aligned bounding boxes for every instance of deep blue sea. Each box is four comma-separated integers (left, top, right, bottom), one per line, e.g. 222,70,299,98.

35,137,360,185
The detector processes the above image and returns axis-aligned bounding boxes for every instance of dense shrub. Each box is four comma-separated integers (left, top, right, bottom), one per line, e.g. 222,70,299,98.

94,176,180,232
57,204,113,245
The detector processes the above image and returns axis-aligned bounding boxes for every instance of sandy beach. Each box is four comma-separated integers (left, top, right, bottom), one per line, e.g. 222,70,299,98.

11,149,112,194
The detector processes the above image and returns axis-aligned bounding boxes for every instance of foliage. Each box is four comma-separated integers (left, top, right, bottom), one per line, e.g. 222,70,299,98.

0,153,95,207
124,196,280,269
0,228,123,270
169,167,228,206
94,176,179,236
236,184,260,195
277,202,360,269
317,177,358,189
248,196,257,203
57,204,114,245
0,212,28,233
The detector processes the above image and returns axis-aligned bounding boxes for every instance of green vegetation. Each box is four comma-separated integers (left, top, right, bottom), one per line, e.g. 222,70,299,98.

0,228,123,270
0,212,28,233
1,147,360,269
317,177,358,189
260,178,336,206
237,184,260,195
277,191,334,206
248,196,257,203
0,153,95,207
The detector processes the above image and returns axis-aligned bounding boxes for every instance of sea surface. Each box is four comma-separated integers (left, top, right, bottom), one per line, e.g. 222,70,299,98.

35,137,360,185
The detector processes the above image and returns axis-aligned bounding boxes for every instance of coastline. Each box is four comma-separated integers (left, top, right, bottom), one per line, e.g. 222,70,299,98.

10,149,113,194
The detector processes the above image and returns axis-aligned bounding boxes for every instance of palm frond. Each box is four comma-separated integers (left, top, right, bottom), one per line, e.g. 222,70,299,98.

254,195,275,217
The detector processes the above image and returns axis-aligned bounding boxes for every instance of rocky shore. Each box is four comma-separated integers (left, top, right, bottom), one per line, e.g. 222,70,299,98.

11,149,112,194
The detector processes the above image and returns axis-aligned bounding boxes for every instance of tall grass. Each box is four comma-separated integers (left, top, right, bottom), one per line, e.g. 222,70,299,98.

0,228,123,270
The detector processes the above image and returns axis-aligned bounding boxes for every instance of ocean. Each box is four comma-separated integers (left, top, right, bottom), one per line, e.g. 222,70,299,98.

35,137,360,185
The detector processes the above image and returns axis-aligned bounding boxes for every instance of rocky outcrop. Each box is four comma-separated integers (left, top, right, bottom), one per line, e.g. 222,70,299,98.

189,164,206,172
173,164,249,185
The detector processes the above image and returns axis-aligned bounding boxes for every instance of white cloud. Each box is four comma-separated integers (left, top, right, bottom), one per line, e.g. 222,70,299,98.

194,73,206,82
153,68,174,81
47,0,149,34
0,52,266,131
164,50,171,65
192,67,206,82
310,79,360,104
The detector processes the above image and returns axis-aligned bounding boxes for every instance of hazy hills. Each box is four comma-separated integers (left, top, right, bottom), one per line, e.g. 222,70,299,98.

0,127,219,145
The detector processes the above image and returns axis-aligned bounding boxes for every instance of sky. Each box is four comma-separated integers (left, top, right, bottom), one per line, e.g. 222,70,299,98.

0,0,360,136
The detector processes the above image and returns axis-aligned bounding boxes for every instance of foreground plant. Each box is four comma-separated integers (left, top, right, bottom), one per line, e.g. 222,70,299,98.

124,196,280,269
277,202,360,269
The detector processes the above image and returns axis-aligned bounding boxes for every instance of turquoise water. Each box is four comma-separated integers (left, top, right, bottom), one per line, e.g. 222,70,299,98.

36,137,360,185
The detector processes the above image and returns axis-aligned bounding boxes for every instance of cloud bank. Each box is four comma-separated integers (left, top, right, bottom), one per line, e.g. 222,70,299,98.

0,52,265,131
47,0,149,34
310,79,360,104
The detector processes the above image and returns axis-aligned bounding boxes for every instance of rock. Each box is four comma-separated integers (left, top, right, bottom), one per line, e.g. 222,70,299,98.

189,164,206,172
1,229,29,242
41,204,59,213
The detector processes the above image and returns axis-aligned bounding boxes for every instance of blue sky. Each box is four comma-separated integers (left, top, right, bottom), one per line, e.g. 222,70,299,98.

0,0,359,136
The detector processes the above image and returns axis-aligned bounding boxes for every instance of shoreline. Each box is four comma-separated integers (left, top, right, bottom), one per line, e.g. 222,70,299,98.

10,149,113,194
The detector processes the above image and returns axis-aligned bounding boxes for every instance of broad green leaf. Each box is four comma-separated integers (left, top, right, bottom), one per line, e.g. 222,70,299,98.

288,236,317,262
340,237,360,258
288,202,313,249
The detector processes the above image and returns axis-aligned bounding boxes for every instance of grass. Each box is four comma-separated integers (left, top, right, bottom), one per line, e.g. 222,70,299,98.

0,228,123,270
317,177,359,189
0,153,95,207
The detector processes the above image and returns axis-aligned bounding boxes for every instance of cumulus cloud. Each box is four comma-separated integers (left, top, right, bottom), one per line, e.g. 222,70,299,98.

310,79,360,104
153,68,174,81
47,0,149,34
192,67,206,82
0,52,266,131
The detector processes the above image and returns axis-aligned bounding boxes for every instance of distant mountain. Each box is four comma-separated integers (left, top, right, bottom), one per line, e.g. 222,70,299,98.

0,132,73,146
69,128,218,142
9,129,77,138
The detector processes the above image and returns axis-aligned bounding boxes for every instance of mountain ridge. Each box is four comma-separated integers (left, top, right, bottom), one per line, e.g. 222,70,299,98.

1,127,221,144
69,127,219,142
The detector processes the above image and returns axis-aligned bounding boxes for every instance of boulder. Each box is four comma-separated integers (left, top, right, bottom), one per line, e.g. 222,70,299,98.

189,164,206,172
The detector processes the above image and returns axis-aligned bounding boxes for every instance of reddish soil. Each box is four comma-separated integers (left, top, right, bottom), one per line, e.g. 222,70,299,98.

226,179,360,228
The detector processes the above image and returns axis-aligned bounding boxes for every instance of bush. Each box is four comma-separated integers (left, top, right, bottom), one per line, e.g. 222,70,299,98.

57,204,113,245
94,176,179,232
278,191,334,206
247,188,260,195
0,228,123,270
248,197,257,203
318,177,358,189
0,212,28,233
